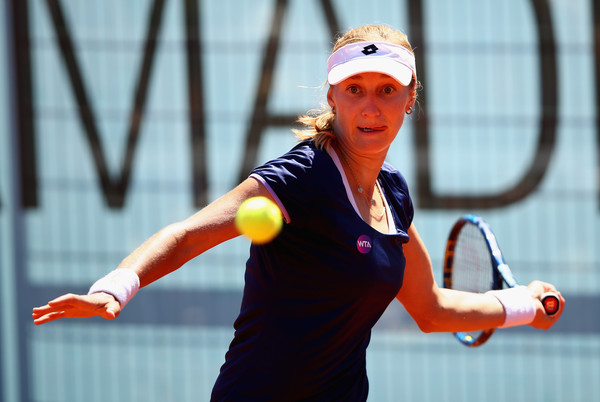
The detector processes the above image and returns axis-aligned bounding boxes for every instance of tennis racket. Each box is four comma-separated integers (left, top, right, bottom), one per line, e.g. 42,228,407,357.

443,214,560,347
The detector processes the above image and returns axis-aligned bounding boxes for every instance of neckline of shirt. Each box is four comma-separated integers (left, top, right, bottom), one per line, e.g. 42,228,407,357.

327,146,396,235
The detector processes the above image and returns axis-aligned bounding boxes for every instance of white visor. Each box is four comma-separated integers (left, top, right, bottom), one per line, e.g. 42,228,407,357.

327,41,416,86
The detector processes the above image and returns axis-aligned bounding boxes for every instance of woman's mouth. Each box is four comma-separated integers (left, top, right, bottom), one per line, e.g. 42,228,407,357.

358,126,386,133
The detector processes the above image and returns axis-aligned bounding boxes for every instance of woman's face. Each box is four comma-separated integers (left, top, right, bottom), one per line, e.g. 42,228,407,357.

327,72,415,156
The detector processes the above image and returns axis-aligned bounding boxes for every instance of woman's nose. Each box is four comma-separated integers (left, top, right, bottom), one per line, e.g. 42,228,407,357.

361,97,381,117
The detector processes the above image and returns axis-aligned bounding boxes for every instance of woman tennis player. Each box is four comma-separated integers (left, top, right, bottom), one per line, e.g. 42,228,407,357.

33,25,564,401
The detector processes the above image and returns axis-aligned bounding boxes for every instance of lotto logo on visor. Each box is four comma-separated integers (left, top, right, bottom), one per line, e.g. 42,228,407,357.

327,41,416,86
361,44,379,55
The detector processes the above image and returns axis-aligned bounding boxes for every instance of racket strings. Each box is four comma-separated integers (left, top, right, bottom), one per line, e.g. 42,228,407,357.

452,223,495,294
450,223,496,345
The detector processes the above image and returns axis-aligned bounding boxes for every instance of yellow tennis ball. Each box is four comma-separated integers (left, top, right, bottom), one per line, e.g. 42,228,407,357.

235,196,283,244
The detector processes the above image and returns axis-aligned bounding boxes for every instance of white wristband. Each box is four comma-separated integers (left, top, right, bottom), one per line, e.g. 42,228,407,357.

486,286,536,328
88,269,140,308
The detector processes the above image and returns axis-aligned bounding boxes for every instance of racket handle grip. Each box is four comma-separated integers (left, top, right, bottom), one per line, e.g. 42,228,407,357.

541,292,560,316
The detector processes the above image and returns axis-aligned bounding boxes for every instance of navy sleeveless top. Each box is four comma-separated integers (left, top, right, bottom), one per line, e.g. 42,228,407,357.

211,141,414,401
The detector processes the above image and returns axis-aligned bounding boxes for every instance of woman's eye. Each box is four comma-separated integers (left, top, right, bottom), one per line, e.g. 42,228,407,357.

348,85,360,94
382,86,395,94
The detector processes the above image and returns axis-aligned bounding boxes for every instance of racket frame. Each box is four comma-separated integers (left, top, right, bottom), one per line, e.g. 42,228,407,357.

443,214,515,347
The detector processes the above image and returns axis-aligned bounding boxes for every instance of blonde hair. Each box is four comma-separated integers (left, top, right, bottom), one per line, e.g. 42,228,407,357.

294,25,417,149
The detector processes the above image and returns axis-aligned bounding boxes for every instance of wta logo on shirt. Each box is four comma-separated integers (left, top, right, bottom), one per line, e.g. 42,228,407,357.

356,235,372,254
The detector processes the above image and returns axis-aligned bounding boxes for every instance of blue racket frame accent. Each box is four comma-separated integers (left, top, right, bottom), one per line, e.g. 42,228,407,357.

467,214,518,288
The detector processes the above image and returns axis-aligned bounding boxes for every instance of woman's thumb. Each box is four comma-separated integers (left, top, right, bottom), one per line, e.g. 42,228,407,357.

104,301,121,319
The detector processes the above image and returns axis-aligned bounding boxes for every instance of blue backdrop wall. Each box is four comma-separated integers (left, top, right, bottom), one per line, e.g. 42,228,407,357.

1,0,598,401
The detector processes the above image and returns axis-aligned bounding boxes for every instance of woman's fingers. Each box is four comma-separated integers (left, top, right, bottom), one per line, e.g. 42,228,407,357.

32,292,120,325
33,311,66,325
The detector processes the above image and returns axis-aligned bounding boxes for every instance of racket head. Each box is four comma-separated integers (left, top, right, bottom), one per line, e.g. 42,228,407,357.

443,214,505,347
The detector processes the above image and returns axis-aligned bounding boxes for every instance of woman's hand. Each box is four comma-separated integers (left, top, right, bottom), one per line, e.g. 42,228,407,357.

32,292,122,325
526,280,565,330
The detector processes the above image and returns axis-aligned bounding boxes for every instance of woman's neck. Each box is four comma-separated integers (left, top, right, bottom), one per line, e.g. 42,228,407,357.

334,143,386,197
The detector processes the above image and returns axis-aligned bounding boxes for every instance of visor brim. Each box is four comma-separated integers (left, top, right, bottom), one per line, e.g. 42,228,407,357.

327,58,414,86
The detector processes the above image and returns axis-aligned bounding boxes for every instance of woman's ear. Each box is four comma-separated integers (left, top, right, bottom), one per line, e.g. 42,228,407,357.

327,86,335,110
407,85,417,109
410,82,418,105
